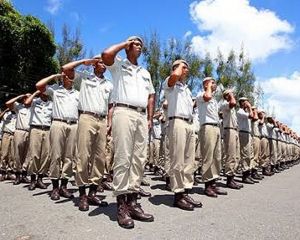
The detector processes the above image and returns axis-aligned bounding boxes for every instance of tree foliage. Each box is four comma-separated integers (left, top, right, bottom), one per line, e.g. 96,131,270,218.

0,0,59,106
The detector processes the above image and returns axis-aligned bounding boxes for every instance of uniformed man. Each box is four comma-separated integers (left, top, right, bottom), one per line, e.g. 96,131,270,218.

102,36,155,229
266,116,279,174
219,89,243,189
36,72,79,201
257,109,272,176
6,93,32,185
61,56,113,211
237,97,255,184
165,59,202,211
0,109,17,181
24,90,52,190
197,77,227,197
250,106,263,180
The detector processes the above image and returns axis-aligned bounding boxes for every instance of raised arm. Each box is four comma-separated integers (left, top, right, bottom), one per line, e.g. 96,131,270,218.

203,81,213,102
62,59,99,72
227,92,236,108
102,40,132,66
24,90,41,106
0,108,9,120
5,94,26,110
36,73,62,92
168,62,186,87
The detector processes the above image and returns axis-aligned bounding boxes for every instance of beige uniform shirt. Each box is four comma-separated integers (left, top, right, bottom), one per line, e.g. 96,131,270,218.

2,112,17,134
164,80,193,119
219,101,238,128
196,91,219,125
29,98,53,127
45,84,79,121
106,56,155,108
13,102,31,131
259,122,268,138
77,71,113,115
237,108,251,132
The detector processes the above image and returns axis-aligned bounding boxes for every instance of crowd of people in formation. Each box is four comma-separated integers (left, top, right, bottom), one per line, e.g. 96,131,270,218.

0,36,300,229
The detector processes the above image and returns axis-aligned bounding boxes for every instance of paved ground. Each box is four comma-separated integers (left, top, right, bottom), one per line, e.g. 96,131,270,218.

1,164,300,240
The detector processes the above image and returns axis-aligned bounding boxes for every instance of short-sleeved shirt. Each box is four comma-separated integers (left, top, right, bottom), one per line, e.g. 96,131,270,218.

259,122,268,138
2,112,17,134
266,123,276,139
13,102,31,130
237,108,251,132
106,56,155,108
76,71,113,115
219,100,238,128
164,80,193,119
45,84,79,120
29,98,53,127
196,91,219,125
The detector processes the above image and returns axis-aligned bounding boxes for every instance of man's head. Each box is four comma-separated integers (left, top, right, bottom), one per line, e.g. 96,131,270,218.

172,59,189,80
61,70,74,89
125,36,143,60
258,109,265,119
92,55,106,76
238,97,248,108
39,92,49,101
203,77,217,91
222,89,233,101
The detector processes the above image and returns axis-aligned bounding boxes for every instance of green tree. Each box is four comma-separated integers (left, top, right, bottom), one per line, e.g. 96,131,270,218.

0,0,58,106
56,24,85,67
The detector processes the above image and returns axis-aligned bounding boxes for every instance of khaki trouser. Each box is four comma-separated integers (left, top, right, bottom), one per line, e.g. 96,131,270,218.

0,132,15,171
277,140,282,163
27,128,50,175
251,136,260,169
105,135,114,174
168,119,195,193
112,107,148,197
161,129,170,175
76,114,106,186
223,128,240,176
239,132,252,172
200,125,221,182
269,139,277,165
14,129,30,172
49,121,77,179
152,139,160,166
194,133,202,171
259,137,269,167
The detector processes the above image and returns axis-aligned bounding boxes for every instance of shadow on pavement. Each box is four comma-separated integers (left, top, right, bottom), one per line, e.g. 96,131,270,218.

88,202,117,221
148,194,174,207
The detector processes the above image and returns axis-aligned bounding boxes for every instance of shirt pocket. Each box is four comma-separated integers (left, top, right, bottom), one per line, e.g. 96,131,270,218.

121,66,133,84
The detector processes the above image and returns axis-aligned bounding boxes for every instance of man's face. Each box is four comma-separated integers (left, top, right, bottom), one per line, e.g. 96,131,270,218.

93,58,106,75
181,64,189,79
127,40,142,58
204,79,217,91
258,112,264,119
62,70,74,89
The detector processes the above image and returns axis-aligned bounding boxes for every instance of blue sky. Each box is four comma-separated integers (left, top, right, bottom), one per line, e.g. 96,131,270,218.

11,0,300,133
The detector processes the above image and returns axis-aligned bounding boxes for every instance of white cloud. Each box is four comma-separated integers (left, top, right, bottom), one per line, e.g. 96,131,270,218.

189,0,294,62
45,0,62,15
184,31,192,39
261,71,300,134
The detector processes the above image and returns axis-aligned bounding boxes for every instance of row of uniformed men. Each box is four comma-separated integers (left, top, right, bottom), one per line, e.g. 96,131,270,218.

0,36,299,230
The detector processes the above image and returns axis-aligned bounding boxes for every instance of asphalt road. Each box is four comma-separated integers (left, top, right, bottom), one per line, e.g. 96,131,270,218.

1,164,300,240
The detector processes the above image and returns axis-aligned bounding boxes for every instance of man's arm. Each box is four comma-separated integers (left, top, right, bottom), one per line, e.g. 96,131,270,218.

36,74,62,92
147,94,155,129
24,90,41,106
228,92,236,109
168,63,185,87
203,81,213,102
62,59,99,72
0,108,9,120
245,101,253,118
5,94,26,110
102,40,132,66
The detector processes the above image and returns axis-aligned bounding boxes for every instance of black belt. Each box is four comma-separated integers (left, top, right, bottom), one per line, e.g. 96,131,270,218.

16,128,29,132
224,127,238,131
260,136,268,139
79,110,106,119
253,135,260,138
202,123,219,127
239,130,251,134
168,116,193,124
115,103,146,113
30,125,50,130
52,118,77,124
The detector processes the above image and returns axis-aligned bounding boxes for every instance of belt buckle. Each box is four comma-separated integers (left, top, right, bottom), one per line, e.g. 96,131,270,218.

188,119,193,124
66,119,71,124
137,107,143,112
